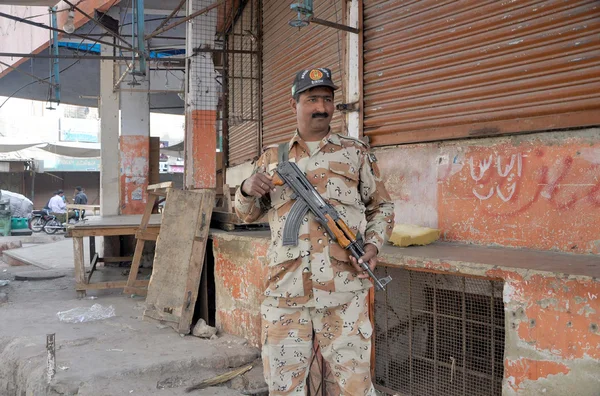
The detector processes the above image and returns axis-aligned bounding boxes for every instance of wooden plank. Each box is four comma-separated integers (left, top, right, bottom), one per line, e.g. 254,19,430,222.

70,227,143,237
86,253,99,283
147,181,173,192
135,230,159,241
76,279,148,291
66,204,101,211
99,256,133,263
70,214,163,229
144,188,215,334
143,307,180,324
149,137,160,186
124,238,147,294
72,237,85,298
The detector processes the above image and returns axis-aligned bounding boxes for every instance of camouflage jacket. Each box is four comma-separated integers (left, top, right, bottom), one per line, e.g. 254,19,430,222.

235,132,395,308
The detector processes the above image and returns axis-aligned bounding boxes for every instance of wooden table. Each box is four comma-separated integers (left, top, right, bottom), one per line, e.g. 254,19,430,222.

68,215,162,298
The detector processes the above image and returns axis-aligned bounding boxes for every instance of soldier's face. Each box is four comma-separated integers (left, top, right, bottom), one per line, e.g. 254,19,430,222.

291,87,334,136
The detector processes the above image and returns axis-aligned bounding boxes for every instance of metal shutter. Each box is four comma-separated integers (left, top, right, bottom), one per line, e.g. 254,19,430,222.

262,0,345,148
227,0,261,166
363,0,600,146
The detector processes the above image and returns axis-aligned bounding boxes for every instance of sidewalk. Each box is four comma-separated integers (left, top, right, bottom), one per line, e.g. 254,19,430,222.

0,255,265,395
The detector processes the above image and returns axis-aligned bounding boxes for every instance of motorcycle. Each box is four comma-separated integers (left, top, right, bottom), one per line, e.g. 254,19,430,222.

28,209,52,233
42,214,66,234
43,212,86,234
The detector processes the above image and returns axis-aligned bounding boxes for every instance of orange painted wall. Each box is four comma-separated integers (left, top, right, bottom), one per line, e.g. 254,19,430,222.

376,130,600,254
119,136,149,215
440,141,600,254
212,233,269,348
186,109,217,189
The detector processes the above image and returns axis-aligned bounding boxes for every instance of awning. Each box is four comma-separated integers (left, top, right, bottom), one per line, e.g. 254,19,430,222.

0,143,43,153
38,143,100,158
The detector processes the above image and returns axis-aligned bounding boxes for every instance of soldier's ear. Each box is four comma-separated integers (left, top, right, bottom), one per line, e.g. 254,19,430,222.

290,97,297,114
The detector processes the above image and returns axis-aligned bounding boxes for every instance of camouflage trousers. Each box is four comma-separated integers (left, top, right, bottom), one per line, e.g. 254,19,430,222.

261,290,376,395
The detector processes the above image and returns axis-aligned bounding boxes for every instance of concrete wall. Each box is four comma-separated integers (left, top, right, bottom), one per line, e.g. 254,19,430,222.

376,128,600,254
212,230,600,394
212,232,269,348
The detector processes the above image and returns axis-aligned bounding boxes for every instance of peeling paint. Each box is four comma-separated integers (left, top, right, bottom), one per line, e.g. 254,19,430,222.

120,136,149,214
213,235,269,348
505,358,570,391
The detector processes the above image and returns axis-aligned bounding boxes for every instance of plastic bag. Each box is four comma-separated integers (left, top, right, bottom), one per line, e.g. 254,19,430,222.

0,190,33,218
0,280,9,287
57,303,116,323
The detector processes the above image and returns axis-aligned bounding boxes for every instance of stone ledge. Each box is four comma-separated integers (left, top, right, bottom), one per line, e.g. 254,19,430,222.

210,229,600,280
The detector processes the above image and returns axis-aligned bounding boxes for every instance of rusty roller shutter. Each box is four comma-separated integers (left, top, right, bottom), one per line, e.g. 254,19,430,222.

227,0,261,166
363,0,600,146
262,0,346,147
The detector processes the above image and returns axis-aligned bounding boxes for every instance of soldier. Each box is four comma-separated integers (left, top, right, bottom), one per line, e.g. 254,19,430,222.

235,68,395,395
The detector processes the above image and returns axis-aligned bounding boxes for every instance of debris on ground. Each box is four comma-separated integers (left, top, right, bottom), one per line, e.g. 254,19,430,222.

57,303,116,323
185,364,253,392
192,318,218,339
0,279,10,287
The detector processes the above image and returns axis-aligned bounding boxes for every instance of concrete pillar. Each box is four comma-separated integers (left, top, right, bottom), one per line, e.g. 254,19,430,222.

99,44,120,215
184,0,218,189
119,77,150,214
346,0,361,139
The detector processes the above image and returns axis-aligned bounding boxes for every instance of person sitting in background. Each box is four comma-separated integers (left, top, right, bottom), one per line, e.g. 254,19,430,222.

48,190,67,223
72,186,88,220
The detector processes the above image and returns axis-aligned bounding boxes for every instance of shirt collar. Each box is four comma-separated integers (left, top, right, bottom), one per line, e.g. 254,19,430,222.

288,129,342,152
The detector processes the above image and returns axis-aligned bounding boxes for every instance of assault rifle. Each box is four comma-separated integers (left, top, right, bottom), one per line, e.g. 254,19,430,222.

272,161,392,291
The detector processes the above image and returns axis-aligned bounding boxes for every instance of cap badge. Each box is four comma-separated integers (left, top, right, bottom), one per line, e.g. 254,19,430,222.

309,69,323,81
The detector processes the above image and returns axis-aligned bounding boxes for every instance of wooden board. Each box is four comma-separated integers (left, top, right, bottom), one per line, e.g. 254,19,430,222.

149,137,160,186
143,188,215,334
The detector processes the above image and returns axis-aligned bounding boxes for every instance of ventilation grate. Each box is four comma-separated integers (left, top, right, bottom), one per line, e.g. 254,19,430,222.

374,267,505,396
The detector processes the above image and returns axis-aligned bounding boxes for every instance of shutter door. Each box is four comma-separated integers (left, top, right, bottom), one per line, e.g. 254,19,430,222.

227,0,261,166
363,0,600,146
262,0,345,147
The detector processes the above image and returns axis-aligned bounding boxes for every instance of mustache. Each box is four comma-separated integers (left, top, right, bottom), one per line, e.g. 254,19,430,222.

312,112,329,118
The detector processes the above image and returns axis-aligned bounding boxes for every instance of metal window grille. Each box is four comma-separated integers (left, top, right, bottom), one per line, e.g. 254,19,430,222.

223,0,262,166
374,267,505,396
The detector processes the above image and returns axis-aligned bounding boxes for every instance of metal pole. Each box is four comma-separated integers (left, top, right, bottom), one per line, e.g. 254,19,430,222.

50,7,60,104
149,0,186,36
136,0,146,75
0,52,145,61
46,333,56,383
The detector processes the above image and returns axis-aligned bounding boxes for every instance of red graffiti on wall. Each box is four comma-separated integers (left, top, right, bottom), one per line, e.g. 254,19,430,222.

439,143,600,253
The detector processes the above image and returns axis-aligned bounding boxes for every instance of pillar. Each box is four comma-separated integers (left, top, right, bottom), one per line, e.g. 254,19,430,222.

184,0,218,189
119,77,150,214
346,0,361,139
99,44,120,216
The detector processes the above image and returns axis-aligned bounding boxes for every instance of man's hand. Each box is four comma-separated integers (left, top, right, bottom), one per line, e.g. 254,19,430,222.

349,243,378,279
241,172,275,198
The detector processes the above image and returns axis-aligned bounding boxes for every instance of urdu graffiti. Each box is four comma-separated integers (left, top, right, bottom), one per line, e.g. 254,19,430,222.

439,143,600,253
470,153,522,202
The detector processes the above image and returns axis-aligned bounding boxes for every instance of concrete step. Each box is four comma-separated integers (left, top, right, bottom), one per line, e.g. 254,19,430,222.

1,238,89,270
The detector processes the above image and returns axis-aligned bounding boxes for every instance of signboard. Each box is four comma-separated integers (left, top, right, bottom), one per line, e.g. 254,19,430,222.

43,158,100,172
59,118,99,143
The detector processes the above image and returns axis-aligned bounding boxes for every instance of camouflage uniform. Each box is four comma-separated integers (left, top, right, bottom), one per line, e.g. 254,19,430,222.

235,131,394,395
